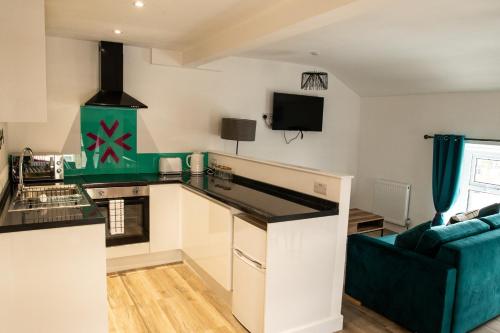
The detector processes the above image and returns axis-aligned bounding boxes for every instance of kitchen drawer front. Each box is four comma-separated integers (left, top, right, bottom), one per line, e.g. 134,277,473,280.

233,215,267,265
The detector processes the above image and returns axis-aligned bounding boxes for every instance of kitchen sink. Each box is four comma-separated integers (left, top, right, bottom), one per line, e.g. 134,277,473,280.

8,184,91,212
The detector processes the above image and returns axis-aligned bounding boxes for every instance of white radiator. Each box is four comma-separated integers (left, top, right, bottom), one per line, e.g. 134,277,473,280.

373,179,411,227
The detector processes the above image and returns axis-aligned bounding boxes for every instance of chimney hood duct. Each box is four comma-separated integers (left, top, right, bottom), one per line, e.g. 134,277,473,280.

85,41,147,109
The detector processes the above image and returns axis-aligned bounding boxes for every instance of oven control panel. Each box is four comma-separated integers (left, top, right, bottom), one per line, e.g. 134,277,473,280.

86,186,149,199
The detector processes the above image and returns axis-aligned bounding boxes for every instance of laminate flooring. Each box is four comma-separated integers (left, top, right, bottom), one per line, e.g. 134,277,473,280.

107,263,499,333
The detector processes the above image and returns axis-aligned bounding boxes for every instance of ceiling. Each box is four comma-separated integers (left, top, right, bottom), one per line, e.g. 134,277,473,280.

241,0,500,96
46,0,500,96
45,0,280,49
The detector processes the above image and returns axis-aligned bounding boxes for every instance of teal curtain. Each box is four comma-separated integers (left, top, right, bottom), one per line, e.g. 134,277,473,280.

432,134,465,226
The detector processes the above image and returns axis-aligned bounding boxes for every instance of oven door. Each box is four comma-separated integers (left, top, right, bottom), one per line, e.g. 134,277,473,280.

94,196,149,247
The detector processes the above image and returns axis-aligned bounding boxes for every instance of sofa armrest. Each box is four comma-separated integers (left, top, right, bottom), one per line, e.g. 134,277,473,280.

436,229,500,333
345,234,457,333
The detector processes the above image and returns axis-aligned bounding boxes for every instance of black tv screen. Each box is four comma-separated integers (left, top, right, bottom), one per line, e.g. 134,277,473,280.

272,93,324,131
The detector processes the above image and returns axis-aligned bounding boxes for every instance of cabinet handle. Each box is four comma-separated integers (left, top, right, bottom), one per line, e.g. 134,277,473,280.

233,248,265,271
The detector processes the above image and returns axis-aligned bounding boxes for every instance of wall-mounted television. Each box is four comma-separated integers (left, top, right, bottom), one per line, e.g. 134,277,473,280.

272,92,324,131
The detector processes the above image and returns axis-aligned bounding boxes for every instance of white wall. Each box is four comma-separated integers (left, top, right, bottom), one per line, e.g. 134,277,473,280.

10,37,500,222
7,36,360,176
0,123,8,192
354,91,500,226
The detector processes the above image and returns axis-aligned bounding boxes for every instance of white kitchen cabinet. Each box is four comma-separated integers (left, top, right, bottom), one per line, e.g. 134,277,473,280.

181,188,234,290
149,184,181,253
0,0,47,122
0,225,107,333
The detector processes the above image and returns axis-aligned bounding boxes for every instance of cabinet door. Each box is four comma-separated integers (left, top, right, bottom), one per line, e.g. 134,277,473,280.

181,188,233,290
181,188,209,260
149,184,181,252
206,199,234,290
0,0,46,122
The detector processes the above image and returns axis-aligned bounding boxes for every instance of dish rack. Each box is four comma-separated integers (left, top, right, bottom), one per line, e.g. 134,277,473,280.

9,184,91,212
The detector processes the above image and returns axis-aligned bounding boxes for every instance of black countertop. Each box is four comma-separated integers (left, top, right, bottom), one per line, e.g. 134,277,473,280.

0,183,105,234
64,173,188,187
67,172,339,225
0,172,339,234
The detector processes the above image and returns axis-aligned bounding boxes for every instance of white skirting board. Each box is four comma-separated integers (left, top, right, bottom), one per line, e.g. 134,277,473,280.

107,249,182,273
106,242,150,259
384,220,408,233
285,315,344,333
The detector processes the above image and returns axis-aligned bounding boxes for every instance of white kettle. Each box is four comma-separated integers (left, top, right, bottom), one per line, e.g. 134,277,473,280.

186,152,204,175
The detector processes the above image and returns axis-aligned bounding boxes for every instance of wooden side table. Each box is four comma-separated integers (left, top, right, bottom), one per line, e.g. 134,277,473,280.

348,208,385,236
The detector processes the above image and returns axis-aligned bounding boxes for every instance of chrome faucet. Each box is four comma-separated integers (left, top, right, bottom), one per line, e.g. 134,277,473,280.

19,147,34,190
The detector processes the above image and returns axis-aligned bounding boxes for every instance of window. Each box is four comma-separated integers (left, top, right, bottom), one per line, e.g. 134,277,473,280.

452,144,500,215
472,158,500,186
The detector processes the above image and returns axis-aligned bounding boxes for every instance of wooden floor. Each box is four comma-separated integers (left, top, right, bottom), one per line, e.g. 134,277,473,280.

108,263,500,333
107,263,246,333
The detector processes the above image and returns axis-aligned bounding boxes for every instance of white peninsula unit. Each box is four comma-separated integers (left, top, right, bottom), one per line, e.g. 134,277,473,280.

0,204,107,333
203,152,352,333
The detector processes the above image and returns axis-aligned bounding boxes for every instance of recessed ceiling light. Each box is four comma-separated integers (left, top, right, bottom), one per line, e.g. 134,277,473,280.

113,29,122,35
133,1,144,8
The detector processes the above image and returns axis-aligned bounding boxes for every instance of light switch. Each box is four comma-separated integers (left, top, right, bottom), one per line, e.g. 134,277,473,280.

314,182,327,195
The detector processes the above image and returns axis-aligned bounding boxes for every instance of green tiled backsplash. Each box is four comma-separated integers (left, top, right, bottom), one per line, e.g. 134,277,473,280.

64,152,208,176
137,153,201,173
69,105,208,176
80,106,138,174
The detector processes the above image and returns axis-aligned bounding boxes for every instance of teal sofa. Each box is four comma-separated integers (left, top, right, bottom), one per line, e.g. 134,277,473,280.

345,219,500,333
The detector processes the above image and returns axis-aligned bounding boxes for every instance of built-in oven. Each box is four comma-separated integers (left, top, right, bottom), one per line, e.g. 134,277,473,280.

86,186,149,247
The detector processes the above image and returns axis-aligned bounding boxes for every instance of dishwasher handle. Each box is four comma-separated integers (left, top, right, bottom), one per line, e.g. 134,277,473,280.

233,248,266,271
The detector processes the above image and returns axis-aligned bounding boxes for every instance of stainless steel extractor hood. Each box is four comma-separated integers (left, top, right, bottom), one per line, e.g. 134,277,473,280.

85,41,147,109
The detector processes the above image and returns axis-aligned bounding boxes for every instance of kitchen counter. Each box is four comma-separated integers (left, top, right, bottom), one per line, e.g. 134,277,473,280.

66,172,339,224
64,173,189,187
0,171,339,234
0,183,105,234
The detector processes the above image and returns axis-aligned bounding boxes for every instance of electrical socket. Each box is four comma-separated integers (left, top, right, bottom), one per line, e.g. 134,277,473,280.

314,182,327,195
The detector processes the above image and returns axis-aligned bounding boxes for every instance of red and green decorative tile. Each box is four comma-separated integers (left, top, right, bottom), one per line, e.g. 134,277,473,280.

80,106,137,174
62,106,206,176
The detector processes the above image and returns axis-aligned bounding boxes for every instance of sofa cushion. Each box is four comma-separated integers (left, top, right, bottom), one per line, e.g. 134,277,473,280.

379,234,397,245
480,213,500,229
449,210,479,224
415,219,490,256
394,221,431,250
478,203,500,217
449,203,500,224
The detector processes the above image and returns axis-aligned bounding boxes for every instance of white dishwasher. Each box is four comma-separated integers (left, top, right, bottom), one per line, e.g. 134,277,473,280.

232,215,267,333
